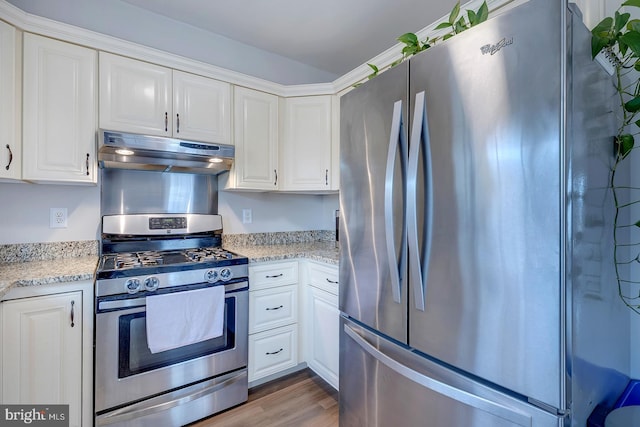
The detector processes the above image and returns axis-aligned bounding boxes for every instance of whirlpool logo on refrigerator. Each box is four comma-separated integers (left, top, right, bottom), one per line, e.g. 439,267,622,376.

480,37,514,55
0,405,68,426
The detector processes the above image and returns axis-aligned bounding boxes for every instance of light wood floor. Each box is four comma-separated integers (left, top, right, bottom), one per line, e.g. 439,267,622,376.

190,369,339,427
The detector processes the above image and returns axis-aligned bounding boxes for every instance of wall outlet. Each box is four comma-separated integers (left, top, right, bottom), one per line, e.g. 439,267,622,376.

50,208,68,228
242,208,252,224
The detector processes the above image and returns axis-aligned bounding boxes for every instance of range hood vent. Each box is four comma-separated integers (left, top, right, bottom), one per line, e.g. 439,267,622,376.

98,130,234,175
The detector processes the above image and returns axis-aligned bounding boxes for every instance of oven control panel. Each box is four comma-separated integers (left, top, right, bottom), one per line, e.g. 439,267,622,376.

205,267,233,283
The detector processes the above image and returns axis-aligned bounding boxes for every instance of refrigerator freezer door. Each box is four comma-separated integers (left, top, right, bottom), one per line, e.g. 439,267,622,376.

408,0,563,410
340,316,563,427
340,62,409,344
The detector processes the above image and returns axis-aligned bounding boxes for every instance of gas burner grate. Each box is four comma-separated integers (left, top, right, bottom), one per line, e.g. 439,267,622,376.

115,251,164,269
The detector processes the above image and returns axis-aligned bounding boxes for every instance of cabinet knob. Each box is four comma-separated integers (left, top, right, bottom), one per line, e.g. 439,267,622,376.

164,112,168,132
86,153,90,176
176,113,180,133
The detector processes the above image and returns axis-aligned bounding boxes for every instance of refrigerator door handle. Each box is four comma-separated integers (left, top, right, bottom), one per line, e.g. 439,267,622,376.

385,100,407,303
408,91,433,311
344,323,531,426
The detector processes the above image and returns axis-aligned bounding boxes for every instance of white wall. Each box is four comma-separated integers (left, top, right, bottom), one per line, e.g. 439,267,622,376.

576,0,640,379
0,178,339,244
0,182,100,244
217,174,339,234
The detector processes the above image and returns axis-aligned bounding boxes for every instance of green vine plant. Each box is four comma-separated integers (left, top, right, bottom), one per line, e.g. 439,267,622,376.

591,0,640,314
354,1,488,87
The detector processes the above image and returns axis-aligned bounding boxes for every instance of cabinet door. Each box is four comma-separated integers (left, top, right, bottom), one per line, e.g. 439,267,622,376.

307,286,339,389
2,291,83,427
99,52,172,136
173,70,231,144
281,95,332,191
0,21,20,181
229,86,278,190
22,34,96,183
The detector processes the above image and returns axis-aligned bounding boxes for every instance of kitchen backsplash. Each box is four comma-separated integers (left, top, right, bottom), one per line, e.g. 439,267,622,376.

223,230,335,246
0,240,98,264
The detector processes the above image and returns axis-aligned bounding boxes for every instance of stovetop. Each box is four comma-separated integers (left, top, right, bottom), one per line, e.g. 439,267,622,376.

96,246,248,280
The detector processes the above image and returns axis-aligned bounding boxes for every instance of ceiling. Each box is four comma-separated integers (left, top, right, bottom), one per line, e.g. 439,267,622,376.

116,0,460,77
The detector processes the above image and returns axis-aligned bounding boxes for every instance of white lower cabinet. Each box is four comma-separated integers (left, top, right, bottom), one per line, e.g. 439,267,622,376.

0,282,93,427
247,259,339,389
304,261,339,389
248,261,299,383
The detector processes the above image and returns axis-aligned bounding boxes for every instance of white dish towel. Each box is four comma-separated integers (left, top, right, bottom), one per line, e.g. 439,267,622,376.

146,285,225,354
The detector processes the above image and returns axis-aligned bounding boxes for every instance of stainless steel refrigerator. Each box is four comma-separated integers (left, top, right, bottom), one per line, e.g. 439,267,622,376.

339,0,630,426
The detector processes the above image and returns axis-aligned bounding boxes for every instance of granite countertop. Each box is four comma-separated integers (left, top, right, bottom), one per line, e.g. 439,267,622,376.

225,241,339,265
0,235,339,300
0,256,98,299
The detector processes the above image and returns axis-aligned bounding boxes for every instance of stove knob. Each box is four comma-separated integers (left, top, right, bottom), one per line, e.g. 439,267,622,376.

205,269,219,283
125,278,141,294
220,267,232,281
144,276,160,291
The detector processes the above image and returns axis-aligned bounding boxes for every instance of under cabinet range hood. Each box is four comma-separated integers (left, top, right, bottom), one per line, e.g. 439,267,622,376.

98,130,235,175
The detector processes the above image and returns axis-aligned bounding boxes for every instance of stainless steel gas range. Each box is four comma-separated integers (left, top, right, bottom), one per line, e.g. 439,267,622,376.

94,213,248,427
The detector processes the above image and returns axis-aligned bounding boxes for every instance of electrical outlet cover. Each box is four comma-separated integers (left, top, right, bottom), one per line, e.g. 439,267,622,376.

50,208,68,228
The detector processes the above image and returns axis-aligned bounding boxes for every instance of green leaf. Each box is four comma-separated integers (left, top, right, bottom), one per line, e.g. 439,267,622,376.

616,12,631,32
455,16,468,33
635,119,640,127
624,96,640,112
591,35,610,58
634,219,640,228
617,134,635,158
592,16,614,37
628,19,640,32
435,21,453,30
443,33,455,41
476,2,489,24
367,63,379,75
397,32,419,46
622,0,640,7
449,1,460,25
620,31,640,56
467,10,477,26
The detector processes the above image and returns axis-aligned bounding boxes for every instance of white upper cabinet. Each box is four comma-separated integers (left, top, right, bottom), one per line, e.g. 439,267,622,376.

280,95,334,192
22,33,97,184
227,86,279,190
99,52,231,144
0,20,20,181
99,52,171,136
173,70,231,144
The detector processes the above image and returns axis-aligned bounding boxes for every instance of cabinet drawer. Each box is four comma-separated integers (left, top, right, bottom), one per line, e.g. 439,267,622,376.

250,261,298,290
248,324,298,382
249,284,297,333
308,262,339,295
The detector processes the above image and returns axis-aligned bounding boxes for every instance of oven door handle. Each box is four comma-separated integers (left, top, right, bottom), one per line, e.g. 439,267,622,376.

97,281,248,311
96,371,246,425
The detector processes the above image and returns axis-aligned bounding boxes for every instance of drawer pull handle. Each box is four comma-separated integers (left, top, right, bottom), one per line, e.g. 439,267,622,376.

266,305,283,311
266,348,284,355
266,274,283,279
326,278,338,284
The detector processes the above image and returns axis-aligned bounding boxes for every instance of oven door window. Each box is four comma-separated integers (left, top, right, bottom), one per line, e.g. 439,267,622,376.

118,296,236,378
